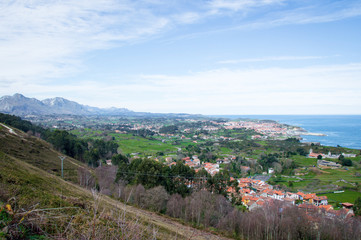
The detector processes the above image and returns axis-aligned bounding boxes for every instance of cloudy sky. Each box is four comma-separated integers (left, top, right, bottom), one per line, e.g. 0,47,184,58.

1,0,361,114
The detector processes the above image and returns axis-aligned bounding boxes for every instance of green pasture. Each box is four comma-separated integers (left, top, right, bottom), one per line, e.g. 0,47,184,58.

110,133,178,155
291,155,317,167
322,190,361,204
314,168,361,184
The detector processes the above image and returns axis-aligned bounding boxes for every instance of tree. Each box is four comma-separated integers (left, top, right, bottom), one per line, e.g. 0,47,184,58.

141,186,169,213
258,154,278,168
296,147,308,156
168,162,195,196
272,162,283,174
159,125,178,134
317,155,323,160
111,153,129,165
341,158,353,166
95,165,117,195
353,197,361,216
166,194,184,218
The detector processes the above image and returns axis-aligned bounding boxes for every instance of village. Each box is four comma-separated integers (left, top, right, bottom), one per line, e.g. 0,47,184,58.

226,176,354,218
31,114,361,219
161,150,357,218
106,152,356,218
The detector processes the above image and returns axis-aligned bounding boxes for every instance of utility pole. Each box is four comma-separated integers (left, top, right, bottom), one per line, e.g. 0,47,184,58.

58,156,66,178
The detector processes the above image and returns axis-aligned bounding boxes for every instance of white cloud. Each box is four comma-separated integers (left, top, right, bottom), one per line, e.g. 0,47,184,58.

208,0,285,13
0,0,171,83
1,0,361,116
1,0,360,85
4,63,361,114
173,12,201,24
265,3,361,26
218,56,329,64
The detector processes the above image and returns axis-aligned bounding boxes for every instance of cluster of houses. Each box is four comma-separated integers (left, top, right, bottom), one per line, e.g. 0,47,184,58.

179,156,221,176
317,160,342,168
175,155,238,176
308,148,357,159
128,119,300,141
307,149,357,168
226,177,354,218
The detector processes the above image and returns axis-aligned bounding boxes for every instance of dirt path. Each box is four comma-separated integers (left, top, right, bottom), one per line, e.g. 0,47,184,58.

0,123,18,136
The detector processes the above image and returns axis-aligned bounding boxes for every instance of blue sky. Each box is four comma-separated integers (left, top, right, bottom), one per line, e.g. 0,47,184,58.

1,0,361,114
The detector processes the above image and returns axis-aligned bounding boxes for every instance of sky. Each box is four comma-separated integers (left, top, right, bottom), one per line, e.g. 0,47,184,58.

1,0,361,115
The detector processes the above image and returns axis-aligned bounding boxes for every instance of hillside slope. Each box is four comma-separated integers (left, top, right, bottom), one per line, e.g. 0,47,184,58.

0,122,90,184
0,123,228,239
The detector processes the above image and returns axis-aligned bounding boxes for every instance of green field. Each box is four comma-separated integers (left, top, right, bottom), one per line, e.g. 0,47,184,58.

220,147,232,154
71,129,179,155
322,190,361,204
110,133,178,155
314,168,361,184
292,155,317,167
272,164,361,196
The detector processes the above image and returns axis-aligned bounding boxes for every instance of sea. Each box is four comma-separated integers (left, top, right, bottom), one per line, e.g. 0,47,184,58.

209,115,361,150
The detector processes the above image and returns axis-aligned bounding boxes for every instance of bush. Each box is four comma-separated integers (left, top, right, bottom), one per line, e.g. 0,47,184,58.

341,158,353,166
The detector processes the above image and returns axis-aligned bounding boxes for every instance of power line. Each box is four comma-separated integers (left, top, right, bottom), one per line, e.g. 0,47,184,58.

114,170,360,183
116,170,224,180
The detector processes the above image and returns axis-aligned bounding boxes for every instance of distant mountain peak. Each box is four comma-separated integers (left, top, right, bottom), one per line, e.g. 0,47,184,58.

42,97,73,107
13,93,26,98
0,93,132,116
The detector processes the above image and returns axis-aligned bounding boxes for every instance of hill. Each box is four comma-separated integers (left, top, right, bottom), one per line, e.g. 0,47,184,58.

0,123,228,239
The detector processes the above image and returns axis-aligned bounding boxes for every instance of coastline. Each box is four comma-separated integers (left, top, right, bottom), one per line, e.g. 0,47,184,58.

212,115,360,149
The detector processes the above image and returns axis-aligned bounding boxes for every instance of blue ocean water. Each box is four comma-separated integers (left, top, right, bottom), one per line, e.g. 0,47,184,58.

209,115,361,150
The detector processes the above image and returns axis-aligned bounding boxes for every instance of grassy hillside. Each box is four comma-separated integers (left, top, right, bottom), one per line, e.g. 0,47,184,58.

0,123,90,184
0,123,228,239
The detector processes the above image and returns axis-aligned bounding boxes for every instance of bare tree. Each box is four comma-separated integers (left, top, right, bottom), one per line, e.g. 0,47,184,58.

78,167,95,189
134,184,145,207
141,186,169,213
95,165,117,195
166,194,185,218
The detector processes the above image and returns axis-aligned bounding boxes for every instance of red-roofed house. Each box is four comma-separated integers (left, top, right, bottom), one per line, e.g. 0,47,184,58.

240,188,253,195
297,192,306,200
304,193,317,204
168,162,177,167
272,190,285,200
298,203,318,214
341,202,354,209
286,192,299,199
249,199,265,211
260,189,273,198
313,196,328,206
227,187,236,194
319,205,333,211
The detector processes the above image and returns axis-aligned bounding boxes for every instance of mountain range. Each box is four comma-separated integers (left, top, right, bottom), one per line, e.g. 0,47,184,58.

0,93,201,118
0,93,132,116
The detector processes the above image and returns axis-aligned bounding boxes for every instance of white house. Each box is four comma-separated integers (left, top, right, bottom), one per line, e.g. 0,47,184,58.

313,196,328,206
